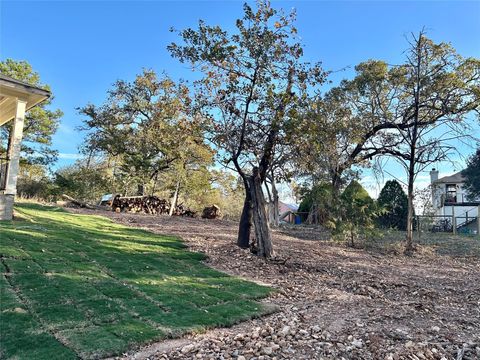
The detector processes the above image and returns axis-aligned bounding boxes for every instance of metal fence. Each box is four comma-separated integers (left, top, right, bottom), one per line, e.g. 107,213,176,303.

416,214,479,235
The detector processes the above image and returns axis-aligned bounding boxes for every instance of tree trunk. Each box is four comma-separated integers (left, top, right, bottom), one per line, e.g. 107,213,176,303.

405,168,415,255
237,191,253,248
137,184,145,196
331,169,343,197
271,178,280,227
405,34,421,255
267,202,275,225
169,180,180,217
330,170,343,222
151,173,159,196
405,123,417,254
265,173,280,227
264,180,275,226
249,173,274,258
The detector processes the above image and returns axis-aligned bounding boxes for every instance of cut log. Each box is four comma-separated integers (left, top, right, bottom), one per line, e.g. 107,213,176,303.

61,194,96,210
202,205,221,219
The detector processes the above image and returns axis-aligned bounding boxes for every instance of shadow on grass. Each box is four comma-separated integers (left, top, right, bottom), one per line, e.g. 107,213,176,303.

0,203,274,359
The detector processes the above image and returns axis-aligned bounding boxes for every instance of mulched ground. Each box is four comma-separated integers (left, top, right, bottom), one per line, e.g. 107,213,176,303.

69,209,480,360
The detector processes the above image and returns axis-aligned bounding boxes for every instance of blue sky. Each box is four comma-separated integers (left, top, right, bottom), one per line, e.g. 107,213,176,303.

1,0,479,197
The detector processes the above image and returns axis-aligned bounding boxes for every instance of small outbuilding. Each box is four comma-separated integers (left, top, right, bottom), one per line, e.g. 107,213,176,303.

0,74,50,220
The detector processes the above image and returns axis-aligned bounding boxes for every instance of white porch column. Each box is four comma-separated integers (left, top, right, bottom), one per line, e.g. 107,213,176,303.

0,99,26,220
4,99,27,194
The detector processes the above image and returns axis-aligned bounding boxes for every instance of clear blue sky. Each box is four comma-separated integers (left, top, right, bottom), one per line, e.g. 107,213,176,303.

1,0,479,196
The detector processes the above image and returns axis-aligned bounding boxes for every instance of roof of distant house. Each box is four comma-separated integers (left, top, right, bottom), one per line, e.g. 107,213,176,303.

435,171,465,183
279,201,299,212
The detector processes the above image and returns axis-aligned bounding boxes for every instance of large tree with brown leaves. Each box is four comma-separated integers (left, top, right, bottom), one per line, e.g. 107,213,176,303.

168,1,326,257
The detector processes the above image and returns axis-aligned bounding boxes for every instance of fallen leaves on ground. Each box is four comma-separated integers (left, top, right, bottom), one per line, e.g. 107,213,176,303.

69,209,480,360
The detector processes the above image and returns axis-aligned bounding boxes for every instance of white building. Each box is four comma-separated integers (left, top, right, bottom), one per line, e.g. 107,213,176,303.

430,168,480,232
0,74,50,220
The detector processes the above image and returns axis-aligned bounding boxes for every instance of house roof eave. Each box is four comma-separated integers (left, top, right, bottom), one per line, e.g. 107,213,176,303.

0,74,51,126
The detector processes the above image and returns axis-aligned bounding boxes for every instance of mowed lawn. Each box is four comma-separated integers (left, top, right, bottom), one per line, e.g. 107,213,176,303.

0,203,272,359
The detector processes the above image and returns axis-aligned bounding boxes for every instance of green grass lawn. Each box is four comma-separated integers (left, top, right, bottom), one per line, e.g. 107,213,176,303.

0,203,272,359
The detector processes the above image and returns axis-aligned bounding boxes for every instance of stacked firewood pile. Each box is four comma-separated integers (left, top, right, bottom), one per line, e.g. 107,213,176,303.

111,195,195,217
201,204,221,219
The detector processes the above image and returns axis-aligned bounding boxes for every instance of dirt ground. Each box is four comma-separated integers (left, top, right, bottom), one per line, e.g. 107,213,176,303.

68,208,480,360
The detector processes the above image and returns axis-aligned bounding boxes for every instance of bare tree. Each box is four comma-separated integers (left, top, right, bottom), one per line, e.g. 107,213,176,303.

381,32,480,253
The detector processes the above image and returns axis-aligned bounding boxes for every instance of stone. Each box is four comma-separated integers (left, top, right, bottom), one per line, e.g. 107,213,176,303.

351,339,363,348
280,326,291,336
234,334,245,342
181,344,195,353
298,329,309,337
311,325,321,333
263,347,273,355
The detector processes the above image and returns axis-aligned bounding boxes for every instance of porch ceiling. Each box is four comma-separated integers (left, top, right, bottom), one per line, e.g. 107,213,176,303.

0,74,50,126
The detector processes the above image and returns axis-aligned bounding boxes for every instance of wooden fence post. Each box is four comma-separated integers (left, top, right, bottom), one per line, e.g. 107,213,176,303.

477,205,480,237
417,216,421,240
452,206,456,235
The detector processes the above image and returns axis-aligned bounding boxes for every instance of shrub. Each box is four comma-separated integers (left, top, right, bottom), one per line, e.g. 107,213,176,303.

336,180,378,247
376,180,408,230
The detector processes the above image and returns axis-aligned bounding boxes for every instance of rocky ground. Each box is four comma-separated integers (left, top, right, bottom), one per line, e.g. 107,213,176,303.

69,209,480,360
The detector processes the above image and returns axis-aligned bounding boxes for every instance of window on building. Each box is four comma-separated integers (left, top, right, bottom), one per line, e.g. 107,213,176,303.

445,184,457,203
